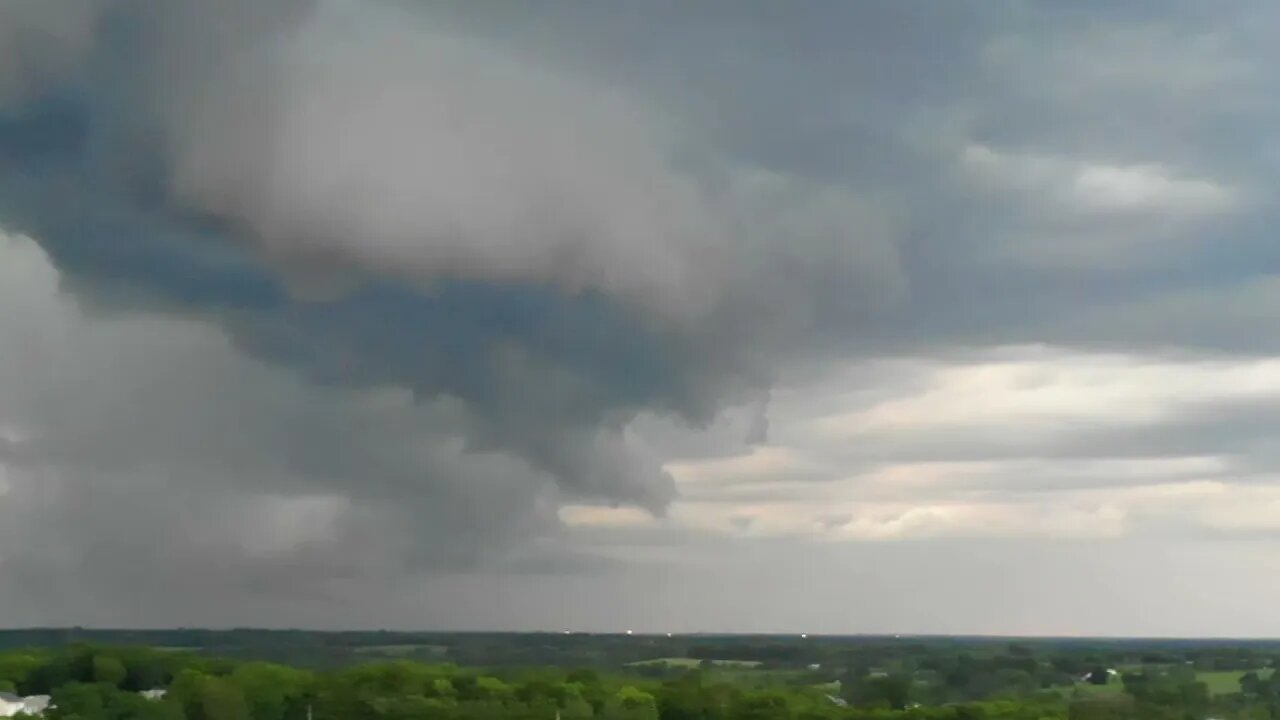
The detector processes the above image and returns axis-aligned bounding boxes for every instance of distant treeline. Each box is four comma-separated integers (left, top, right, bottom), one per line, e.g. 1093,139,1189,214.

3,630,1279,670
4,639,1280,720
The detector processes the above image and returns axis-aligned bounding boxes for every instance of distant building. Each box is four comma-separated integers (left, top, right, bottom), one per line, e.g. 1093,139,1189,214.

0,693,51,718
1080,668,1119,684
141,690,168,701
807,664,822,671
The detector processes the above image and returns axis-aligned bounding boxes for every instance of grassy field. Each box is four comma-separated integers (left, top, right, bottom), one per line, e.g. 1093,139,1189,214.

628,657,762,669
1197,668,1274,695
1066,668,1274,699
1197,671,1245,695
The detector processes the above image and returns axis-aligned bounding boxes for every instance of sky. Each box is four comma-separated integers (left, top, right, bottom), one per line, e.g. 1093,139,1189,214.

2,0,1280,637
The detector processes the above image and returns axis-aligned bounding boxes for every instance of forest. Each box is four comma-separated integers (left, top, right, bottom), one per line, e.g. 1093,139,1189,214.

2,633,1280,720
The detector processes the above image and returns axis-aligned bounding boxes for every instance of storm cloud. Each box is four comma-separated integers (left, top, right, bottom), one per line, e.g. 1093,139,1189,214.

2,0,1280,633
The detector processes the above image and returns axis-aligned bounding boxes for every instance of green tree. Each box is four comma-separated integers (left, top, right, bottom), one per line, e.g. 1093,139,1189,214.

732,691,795,720
47,682,108,720
605,687,658,720
230,662,313,720
170,671,249,720
198,678,250,720
849,674,913,710
0,653,45,694
1067,696,1134,720
658,673,733,720
93,656,128,687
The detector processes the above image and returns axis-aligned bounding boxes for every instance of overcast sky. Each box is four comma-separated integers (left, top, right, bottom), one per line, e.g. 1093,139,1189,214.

3,0,1280,636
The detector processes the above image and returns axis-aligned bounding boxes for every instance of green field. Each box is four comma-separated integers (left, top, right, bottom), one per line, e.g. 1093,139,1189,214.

1065,668,1275,699
627,657,762,669
1197,669,1274,696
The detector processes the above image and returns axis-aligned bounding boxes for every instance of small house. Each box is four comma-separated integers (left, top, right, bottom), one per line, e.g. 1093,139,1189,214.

0,693,51,718
0,694,23,719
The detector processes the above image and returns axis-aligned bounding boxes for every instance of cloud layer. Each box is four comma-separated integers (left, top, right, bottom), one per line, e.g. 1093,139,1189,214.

2,0,1280,634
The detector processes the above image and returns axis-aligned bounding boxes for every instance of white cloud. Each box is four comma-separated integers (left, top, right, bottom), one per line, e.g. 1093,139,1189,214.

1070,162,1237,214
820,346,1280,437
600,346,1280,546
960,144,1239,216
666,446,824,487
954,141,1245,271
558,505,656,530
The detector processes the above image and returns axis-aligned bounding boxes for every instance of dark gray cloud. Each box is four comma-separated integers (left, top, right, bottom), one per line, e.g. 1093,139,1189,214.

2,0,1280,632
0,0,898,624
0,0,105,104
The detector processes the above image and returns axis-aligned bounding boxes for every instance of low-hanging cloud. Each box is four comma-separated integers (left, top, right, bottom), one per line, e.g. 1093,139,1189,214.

0,0,906,620
0,0,105,105
155,0,733,322
7,0,1280,633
